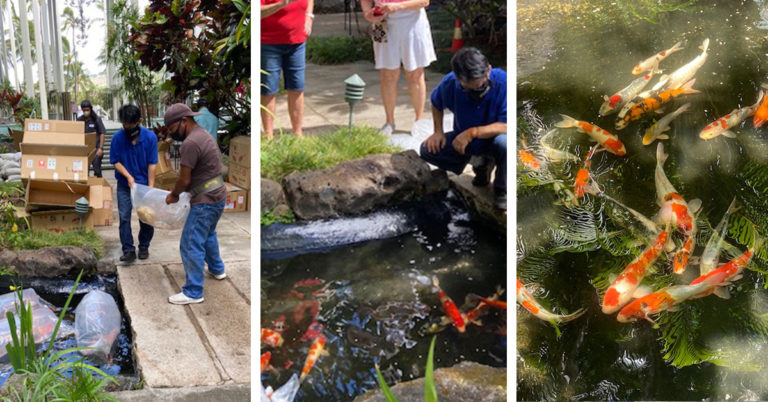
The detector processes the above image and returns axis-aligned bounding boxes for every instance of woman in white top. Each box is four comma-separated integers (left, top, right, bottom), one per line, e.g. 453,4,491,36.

361,0,437,135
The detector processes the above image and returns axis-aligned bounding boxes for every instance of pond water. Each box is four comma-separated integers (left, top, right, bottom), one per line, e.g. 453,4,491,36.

518,0,768,400
261,192,507,401
0,275,136,388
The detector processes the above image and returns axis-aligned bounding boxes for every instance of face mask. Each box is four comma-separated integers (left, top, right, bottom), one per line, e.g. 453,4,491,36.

126,126,140,139
83,111,91,117
465,80,492,102
170,122,185,142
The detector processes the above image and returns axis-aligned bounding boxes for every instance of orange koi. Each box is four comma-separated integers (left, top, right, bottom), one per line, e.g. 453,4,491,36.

616,282,710,324
261,328,284,348
616,79,700,130
555,114,626,156
602,230,668,314
672,236,694,274
754,84,768,127
516,279,585,323
300,336,327,381
432,276,466,333
519,149,543,171
464,287,505,326
477,298,506,310
573,144,601,201
689,239,762,299
261,351,272,372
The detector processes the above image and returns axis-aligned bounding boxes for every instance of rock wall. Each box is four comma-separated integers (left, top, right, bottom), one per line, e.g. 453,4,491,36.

0,246,98,277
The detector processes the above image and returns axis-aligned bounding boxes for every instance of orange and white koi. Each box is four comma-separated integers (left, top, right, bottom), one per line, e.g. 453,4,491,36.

555,114,627,156
700,198,738,276
432,276,467,333
632,41,684,75
516,279,586,323
700,93,762,140
477,298,506,310
600,72,656,116
617,79,700,130
539,129,580,163
654,143,701,236
753,84,768,127
602,230,668,314
653,38,710,92
690,237,762,299
616,282,710,324
519,149,544,172
261,328,284,348
643,103,691,145
300,336,327,381
261,351,273,372
672,236,695,274
464,286,505,326
573,144,602,200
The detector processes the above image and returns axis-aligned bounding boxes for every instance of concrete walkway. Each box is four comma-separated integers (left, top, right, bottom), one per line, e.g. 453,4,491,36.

94,177,251,400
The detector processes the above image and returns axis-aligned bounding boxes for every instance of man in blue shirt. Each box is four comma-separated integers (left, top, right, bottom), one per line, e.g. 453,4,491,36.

193,98,219,143
420,47,507,210
110,104,158,263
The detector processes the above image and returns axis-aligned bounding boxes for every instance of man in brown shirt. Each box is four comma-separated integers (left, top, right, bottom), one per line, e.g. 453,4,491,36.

163,103,228,305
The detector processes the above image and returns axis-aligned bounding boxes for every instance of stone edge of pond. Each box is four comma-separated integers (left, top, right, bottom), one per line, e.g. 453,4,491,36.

449,174,507,233
108,383,251,401
0,246,104,278
353,361,507,402
262,150,450,222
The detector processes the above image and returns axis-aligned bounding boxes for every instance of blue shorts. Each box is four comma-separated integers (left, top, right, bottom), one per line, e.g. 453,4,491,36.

261,42,307,95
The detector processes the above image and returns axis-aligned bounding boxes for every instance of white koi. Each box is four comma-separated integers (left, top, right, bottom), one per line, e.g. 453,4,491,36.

600,71,656,116
699,92,762,140
633,41,684,75
653,38,709,92
699,198,738,276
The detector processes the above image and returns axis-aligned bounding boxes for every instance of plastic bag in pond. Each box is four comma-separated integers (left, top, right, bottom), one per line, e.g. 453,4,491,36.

262,374,299,402
0,288,55,317
130,183,191,230
74,290,121,362
0,306,61,361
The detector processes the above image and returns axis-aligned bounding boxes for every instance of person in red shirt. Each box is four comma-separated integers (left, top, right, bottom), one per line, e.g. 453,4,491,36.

261,0,315,140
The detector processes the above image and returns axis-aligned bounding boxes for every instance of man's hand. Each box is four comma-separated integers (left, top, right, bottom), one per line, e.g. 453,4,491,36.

424,132,446,154
127,176,136,189
452,128,476,155
305,16,313,36
165,193,179,205
96,148,103,157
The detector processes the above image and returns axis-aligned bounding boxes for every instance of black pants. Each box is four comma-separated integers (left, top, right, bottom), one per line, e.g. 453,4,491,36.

92,154,103,178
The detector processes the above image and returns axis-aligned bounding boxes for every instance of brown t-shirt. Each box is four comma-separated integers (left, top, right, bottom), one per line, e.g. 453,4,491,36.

180,125,227,205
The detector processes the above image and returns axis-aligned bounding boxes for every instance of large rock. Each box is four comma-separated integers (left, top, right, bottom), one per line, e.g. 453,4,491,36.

0,246,98,277
354,362,506,402
283,151,448,220
261,178,287,211
450,174,506,231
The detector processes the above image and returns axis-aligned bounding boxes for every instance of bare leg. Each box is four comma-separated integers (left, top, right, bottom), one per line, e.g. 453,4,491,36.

405,67,426,121
287,90,304,137
380,68,401,125
261,94,277,140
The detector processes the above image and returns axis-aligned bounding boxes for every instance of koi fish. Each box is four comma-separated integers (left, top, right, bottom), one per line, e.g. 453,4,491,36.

699,198,738,276
617,89,656,127
690,237,762,299
617,79,700,130
519,149,544,172
632,41,684,75
516,279,586,323
262,374,300,402
600,72,656,116
261,328,284,348
643,103,691,145
602,230,668,314
699,93,762,140
672,236,695,274
539,129,580,163
432,276,467,333
573,144,602,201
464,286,506,326
477,298,506,310
654,143,701,235
600,193,660,234
653,38,710,92
555,114,627,156
616,282,710,324
753,84,768,127
261,351,273,372
300,336,328,381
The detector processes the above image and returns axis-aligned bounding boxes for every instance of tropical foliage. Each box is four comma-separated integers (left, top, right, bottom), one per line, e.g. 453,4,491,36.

0,82,38,125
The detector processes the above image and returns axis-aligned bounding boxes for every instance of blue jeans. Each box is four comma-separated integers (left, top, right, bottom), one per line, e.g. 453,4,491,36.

420,131,507,192
180,201,226,299
261,42,307,95
116,184,154,254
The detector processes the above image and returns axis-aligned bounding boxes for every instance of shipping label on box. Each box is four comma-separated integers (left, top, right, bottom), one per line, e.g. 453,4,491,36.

228,136,251,167
25,119,85,134
156,142,174,176
224,182,247,213
227,162,250,190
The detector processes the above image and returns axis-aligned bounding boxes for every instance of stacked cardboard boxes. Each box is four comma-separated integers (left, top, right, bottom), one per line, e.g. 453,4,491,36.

227,135,250,211
19,119,112,232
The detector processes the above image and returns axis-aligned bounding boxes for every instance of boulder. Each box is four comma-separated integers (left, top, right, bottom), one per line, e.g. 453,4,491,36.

449,174,506,231
261,178,287,211
4,246,98,277
354,361,506,402
283,151,444,220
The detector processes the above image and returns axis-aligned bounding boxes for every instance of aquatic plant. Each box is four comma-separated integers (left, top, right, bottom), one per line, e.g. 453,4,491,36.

373,335,438,402
261,209,296,227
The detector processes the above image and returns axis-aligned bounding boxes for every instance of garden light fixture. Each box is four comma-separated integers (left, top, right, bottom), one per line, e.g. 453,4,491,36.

344,74,366,129
75,197,90,232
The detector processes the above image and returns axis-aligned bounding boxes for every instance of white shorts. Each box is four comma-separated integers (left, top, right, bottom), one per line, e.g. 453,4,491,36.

373,8,437,71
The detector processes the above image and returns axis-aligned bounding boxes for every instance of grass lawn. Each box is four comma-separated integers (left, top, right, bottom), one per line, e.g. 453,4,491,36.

2,230,105,259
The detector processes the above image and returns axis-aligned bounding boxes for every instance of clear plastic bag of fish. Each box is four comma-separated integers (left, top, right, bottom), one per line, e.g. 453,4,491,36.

74,290,121,362
0,288,54,317
130,183,191,230
0,306,61,361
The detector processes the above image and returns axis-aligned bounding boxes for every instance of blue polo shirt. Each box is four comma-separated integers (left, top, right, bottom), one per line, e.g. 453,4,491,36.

430,68,507,134
109,126,158,188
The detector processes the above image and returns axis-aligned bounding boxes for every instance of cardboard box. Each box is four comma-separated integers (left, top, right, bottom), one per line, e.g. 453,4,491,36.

156,141,174,176
224,183,247,213
20,119,95,183
25,180,90,211
29,209,94,233
247,190,251,212
10,129,23,151
88,177,113,227
227,162,250,190
155,171,179,192
228,136,250,167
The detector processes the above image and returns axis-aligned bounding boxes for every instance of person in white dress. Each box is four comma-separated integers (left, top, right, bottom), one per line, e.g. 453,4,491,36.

361,0,437,135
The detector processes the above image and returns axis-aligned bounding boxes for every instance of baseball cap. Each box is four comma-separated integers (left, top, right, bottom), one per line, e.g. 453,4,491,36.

164,103,201,126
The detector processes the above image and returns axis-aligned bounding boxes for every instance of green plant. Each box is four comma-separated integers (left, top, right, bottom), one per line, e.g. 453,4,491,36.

3,271,118,401
1,230,104,258
306,35,374,65
374,335,438,402
0,84,39,125
261,209,296,226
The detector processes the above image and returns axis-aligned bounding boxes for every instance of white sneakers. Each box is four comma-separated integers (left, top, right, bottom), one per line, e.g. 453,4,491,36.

168,292,203,305
206,269,227,280
379,122,396,136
